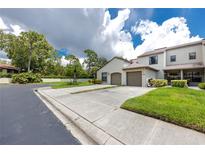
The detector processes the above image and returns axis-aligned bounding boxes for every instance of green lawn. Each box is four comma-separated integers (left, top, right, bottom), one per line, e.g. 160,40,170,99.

47,81,93,89
121,87,205,133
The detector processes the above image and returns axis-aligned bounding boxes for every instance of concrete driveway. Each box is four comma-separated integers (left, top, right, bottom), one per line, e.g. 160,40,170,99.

48,86,153,123
39,85,205,144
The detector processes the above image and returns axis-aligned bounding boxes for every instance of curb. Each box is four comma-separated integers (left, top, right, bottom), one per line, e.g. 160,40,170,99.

35,88,123,145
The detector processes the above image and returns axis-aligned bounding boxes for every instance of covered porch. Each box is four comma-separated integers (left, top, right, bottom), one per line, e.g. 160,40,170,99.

164,67,205,86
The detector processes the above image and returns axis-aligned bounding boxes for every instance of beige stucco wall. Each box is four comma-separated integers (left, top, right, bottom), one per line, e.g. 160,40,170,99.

144,69,157,86
202,44,205,65
137,52,165,79
97,58,130,85
166,44,203,66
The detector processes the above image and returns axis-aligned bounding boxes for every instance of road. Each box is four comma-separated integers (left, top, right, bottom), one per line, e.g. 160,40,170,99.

0,84,80,145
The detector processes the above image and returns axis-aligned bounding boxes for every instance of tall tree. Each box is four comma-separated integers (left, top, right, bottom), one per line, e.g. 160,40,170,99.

83,49,98,73
65,54,87,81
97,57,107,68
1,30,54,72
19,31,54,72
83,49,107,78
65,54,79,65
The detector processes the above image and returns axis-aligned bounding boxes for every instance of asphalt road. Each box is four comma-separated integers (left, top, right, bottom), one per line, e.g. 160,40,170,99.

0,84,80,145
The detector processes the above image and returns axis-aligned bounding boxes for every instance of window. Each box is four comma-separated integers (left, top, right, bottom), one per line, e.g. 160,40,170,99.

101,72,107,82
189,52,196,60
149,55,158,65
170,55,176,62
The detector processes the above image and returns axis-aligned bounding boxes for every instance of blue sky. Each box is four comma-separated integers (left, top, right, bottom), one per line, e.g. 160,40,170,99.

0,8,205,62
108,8,205,48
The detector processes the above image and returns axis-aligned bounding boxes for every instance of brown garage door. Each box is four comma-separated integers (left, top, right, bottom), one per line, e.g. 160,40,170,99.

111,73,121,85
127,71,142,86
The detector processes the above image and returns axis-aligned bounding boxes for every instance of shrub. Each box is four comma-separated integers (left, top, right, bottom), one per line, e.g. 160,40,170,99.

88,79,102,84
150,79,168,87
94,79,102,84
171,80,188,88
0,72,12,78
12,72,42,84
198,83,205,89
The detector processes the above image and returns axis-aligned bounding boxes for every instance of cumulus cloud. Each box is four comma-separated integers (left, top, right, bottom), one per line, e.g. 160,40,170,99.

0,17,24,35
0,8,134,60
92,8,135,59
132,17,201,57
0,9,202,62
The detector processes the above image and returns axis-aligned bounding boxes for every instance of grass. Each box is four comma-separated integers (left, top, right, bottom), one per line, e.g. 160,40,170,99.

121,87,205,133
46,81,93,89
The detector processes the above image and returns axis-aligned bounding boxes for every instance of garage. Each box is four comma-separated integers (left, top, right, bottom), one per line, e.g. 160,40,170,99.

127,71,142,86
111,73,121,85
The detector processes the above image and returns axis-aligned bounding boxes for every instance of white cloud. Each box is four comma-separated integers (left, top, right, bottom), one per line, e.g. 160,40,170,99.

60,56,85,67
10,24,24,36
0,9,134,60
132,17,201,57
0,17,8,29
60,56,69,66
0,17,24,36
92,9,135,59
0,10,202,62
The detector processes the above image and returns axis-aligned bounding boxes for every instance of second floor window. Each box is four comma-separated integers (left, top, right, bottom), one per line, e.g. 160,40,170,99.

189,52,196,60
101,72,107,81
170,55,176,62
149,55,158,65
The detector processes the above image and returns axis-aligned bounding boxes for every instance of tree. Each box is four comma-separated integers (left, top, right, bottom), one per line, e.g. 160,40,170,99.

83,49,98,73
83,49,107,78
19,31,54,72
0,29,5,50
1,30,54,72
65,54,87,82
97,57,107,68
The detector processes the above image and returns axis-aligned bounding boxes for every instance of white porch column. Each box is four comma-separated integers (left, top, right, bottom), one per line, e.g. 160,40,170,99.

180,70,183,80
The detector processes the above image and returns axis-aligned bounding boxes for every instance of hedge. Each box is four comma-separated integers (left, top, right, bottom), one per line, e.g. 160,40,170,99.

88,79,102,84
198,83,205,89
150,79,168,87
171,80,188,88
12,72,42,84
0,72,12,78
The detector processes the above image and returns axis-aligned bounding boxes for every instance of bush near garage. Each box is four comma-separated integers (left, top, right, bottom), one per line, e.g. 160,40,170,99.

12,72,42,84
198,83,205,89
171,80,188,88
88,79,102,84
150,79,168,87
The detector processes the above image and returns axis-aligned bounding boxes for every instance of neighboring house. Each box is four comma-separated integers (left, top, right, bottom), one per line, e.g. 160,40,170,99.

0,63,18,74
97,39,205,86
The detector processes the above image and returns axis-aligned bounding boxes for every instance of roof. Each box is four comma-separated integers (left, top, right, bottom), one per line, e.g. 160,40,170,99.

0,64,18,70
138,47,166,58
123,62,159,71
137,39,205,58
167,39,205,50
97,56,130,72
163,63,205,71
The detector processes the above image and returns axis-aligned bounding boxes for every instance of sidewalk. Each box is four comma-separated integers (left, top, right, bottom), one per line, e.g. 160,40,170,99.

36,85,205,145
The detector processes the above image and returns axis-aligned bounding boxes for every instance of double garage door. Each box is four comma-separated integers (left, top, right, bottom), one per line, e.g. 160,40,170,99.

127,71,142,86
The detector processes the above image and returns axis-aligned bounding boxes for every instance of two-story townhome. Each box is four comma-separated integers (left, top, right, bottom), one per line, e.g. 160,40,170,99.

97,39,205,87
